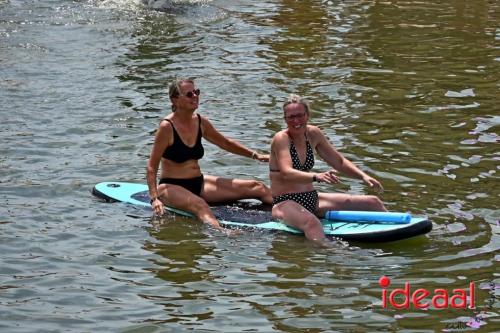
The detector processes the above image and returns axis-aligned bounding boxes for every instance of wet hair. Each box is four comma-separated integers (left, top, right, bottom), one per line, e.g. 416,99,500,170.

168,78,194,112
283,94,310,115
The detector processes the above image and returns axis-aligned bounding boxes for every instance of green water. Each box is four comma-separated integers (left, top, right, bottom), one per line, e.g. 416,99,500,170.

0,0,498,331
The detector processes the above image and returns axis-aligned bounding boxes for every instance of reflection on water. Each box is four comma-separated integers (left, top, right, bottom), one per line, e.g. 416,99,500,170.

0,0,498,332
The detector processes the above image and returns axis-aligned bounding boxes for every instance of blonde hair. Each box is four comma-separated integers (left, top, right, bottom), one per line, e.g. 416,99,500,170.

283,94,310,115
168,78,194,112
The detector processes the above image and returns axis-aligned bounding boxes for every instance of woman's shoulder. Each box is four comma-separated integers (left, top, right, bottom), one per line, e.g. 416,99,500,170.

306,124,322,133
196,114,214,133
306,125,324,138
271,130,290,148
272,129,288,140
158,116,174,132
306,125,329,147
197,113,209,123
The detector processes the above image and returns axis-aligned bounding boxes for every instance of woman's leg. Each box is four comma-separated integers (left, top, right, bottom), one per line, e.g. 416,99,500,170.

272,200,326,242
158,183,219,227
201,175,272,204
316,192,387,216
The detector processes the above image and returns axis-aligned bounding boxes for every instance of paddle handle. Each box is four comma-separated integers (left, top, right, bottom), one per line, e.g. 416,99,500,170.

325,211,412,224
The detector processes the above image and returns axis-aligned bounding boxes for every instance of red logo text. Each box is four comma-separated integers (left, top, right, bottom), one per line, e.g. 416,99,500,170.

379,276,475,309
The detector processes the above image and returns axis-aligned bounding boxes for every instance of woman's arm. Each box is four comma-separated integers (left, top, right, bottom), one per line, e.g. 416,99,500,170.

146,121,172,214
313,126,383,192
201,116,269,161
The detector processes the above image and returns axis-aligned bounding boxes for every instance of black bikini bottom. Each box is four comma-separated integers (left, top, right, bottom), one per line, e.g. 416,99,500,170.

159,174,204,196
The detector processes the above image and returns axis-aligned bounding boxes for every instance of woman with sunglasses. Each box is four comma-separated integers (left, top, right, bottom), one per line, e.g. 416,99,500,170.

269,94,387,244
147,78,272,231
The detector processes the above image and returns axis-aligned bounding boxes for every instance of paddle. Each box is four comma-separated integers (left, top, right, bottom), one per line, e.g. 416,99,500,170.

325,211,412,224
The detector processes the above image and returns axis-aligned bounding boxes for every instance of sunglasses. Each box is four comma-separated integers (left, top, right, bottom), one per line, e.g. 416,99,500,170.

284,112,306,121
181,89,200,98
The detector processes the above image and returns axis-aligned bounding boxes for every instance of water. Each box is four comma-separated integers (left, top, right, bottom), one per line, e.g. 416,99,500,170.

1,0,498,331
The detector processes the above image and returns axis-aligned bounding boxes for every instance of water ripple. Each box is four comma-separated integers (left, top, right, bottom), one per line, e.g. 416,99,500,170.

1,0,499,332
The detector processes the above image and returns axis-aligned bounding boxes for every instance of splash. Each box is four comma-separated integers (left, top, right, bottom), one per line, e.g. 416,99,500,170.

90,0,143,10
141,0,212,12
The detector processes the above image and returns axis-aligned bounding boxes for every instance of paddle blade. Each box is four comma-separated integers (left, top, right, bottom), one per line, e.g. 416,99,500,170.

325,211,411,224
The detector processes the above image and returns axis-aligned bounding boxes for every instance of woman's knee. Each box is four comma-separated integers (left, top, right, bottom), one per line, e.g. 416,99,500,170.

245,180,271,198
247,180,266,192
271,204,285,219
366,195,385,211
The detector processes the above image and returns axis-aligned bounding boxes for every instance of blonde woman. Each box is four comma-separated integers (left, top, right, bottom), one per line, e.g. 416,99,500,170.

269,94,387,243
147,78,272,230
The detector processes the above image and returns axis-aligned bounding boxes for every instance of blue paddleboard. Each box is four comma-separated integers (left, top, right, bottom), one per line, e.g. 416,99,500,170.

92,182,432,242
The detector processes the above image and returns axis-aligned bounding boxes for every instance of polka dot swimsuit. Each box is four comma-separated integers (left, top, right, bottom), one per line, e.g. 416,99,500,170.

289,135,314,171
272,190,319,214
272,134,319,214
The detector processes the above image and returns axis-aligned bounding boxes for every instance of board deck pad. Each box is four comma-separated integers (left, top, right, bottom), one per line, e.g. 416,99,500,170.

93,182,432,242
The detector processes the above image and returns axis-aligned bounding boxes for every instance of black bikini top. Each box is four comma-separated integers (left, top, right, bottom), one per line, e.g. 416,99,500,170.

289,134,315,171
162,114,204,163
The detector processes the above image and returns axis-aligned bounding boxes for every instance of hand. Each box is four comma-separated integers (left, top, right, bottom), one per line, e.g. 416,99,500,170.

316,169,340,184
363,176,384,193
151,198,164,216
255,153,270,162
